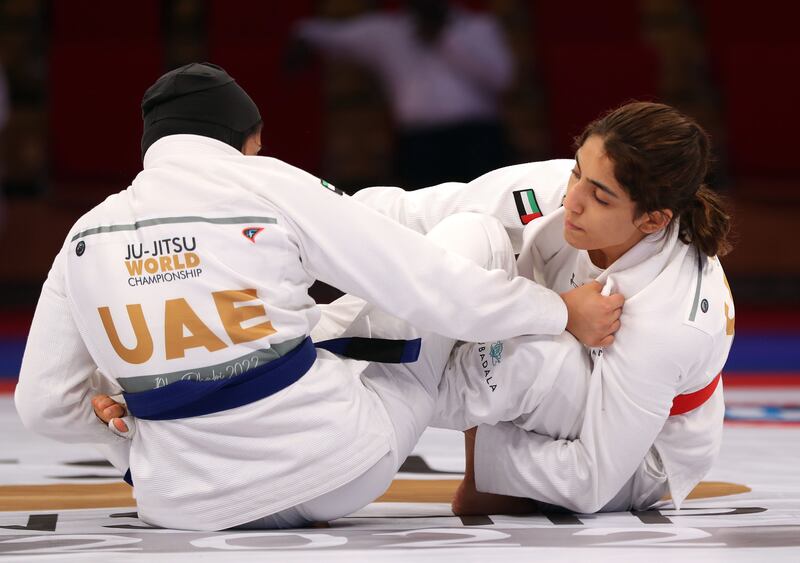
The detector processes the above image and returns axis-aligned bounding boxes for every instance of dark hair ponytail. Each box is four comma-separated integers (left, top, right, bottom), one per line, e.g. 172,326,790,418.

578,101,733,257
679,185,732,257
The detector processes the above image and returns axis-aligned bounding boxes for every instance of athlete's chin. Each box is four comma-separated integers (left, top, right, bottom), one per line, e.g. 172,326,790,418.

563,227,590,250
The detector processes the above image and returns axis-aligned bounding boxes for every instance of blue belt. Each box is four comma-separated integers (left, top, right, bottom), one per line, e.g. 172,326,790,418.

314,336,421,363
120,335,420,487
123,336,422,422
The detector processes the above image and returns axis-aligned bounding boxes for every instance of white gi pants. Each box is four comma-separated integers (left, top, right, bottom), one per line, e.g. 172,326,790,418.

240,212,517,528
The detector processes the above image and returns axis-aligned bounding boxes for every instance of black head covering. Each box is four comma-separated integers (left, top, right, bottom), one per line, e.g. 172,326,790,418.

141,62,261,158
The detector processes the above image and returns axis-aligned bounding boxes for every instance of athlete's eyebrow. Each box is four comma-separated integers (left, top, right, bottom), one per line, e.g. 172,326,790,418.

590,179,619,198
574,150,619,198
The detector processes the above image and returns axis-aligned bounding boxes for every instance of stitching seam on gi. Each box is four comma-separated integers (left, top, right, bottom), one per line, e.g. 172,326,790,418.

687,252,704,321
71,215,278,241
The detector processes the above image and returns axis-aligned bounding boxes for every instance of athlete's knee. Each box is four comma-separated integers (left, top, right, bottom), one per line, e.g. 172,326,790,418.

426,212,513,273
473,214,517,275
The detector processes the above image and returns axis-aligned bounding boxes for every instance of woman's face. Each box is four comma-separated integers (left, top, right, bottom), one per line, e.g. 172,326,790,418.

563,135,661,268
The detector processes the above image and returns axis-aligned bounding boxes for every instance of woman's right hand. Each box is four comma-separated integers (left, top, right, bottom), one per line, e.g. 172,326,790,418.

561,281,624,348
91,394,134,437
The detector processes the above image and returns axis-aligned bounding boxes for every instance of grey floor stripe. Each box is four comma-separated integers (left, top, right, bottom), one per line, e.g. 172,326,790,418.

0,514,58,532
459,515,495,526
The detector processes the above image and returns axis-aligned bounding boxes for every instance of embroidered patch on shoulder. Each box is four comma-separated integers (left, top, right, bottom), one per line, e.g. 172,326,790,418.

321,179,344,196
513,188,543,224
242,227,264,243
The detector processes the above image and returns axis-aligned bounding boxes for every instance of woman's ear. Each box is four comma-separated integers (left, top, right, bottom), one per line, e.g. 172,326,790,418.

636,209,673,234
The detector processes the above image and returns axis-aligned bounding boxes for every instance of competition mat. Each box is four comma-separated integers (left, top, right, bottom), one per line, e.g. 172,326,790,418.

0,308,798,562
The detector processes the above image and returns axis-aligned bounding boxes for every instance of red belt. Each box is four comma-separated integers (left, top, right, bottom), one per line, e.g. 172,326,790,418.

669,373,722,416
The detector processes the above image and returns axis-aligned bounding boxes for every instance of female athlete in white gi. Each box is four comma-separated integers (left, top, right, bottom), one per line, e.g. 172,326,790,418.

444,102,734,516
343,101,734,516
16,63,619,531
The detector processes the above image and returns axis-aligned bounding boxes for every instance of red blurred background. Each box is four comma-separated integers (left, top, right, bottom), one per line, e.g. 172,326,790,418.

0,0,797,311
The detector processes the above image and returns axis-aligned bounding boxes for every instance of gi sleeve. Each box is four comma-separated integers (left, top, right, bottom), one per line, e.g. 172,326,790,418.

15,244,131,472
472,341,686,514
274,169,567,342
435,332,590,430
351,160,574,253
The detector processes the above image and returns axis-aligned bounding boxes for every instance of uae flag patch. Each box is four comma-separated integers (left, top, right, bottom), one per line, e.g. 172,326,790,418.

513,188,543,224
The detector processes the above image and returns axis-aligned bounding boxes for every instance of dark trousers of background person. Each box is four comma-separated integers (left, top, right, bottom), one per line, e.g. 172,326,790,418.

396,120,510,190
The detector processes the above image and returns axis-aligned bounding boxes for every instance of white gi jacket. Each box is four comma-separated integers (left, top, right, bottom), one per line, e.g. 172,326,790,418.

355,161,733,513
15,135,568,530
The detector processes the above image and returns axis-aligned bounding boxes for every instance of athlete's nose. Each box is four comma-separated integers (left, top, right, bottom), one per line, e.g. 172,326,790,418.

564,181,585,215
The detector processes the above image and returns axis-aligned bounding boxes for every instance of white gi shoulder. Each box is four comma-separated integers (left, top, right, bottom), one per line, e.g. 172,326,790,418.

683,255,735,337
352,158,574,253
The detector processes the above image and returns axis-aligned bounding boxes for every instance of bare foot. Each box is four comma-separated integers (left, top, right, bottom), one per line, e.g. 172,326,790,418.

454,427,538,516
452,476,537,516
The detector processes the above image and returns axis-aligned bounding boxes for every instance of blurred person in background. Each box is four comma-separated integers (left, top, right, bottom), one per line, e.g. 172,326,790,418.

291,0,513,189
